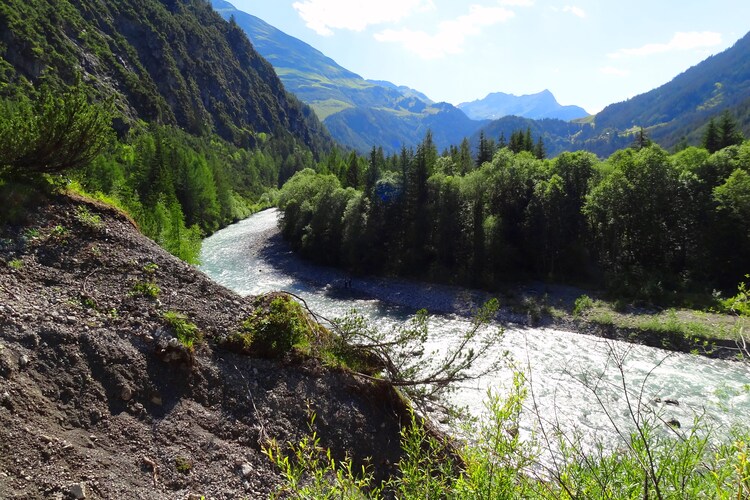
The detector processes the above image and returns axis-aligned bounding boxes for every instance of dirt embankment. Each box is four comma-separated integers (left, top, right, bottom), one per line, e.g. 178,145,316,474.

0,193,408,499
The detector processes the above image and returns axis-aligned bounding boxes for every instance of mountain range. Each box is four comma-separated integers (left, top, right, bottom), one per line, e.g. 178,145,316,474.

459,90,589,121
212,0,750,158
211,0,590,154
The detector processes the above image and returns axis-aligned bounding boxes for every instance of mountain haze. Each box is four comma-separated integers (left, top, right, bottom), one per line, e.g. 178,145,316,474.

211,0,485,153
459,90,589,121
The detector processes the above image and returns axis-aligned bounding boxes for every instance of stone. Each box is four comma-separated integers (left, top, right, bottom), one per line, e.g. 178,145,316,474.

239,462,253,478
120,386,133,401
69,482,86,499
18,354,30,368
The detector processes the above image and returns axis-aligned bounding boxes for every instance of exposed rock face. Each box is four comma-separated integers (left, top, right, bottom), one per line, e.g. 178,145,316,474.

0,192,406,498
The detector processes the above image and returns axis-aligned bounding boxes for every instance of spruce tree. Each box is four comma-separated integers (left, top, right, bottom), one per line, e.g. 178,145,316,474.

703,118,721,153
534,136,546,159
717,110,744,150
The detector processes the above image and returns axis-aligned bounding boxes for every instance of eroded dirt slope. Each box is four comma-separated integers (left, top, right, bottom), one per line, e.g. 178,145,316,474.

0,193,405,499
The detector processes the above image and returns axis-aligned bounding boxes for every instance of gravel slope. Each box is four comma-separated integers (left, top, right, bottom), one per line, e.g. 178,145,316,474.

0,193,407,499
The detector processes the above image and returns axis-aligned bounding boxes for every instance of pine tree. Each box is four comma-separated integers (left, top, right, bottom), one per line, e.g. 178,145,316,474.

345,151,361,189
508,130,523,153
498,132,507,149
717,110,744,150
534,136,546,159
702,118,721,153
476,131,495,166
366,146,384,194
524,127,534,152
631,127,652,151
458,137,473,175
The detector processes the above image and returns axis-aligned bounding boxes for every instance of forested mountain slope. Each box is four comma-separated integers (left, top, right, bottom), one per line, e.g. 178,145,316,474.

593,30,750,149
0,0,333,155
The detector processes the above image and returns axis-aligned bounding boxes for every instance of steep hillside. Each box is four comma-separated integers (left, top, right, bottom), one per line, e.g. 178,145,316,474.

0,0,333,155
211,0,484,153
0,193,407,498
594,30,750,148
459,90,589,121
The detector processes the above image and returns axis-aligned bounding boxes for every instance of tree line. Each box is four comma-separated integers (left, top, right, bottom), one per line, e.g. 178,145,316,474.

0,85,315,263
278,124,750,300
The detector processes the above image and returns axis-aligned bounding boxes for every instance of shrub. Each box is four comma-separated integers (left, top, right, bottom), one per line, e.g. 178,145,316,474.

130,280,160,299
263,412,380,498
74,205,102,228
722,275,750,317
572,294,594,317
224,293,314,358
0,84,113,179
162,311,202,349
174,456,192,474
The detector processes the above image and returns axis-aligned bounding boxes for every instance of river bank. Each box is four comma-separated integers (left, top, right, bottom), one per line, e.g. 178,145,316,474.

207,208,747,361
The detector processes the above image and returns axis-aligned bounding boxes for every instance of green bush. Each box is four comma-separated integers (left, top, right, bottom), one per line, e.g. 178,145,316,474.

0,85,113,179
162,311,202,349
722,275,750,317
73,205,102,228
224,293,314,358
572,294,594,317
174,456,193,475
130,280,160,299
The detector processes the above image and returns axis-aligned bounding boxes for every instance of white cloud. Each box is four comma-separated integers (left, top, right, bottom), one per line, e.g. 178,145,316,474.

499,0,534,6
600,66,630,77
562,5,586,18
609,31,722,58
292,0,435,36
375,4,515,59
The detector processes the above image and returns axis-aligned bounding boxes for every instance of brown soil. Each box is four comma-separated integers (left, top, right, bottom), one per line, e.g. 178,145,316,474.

0,192,408,499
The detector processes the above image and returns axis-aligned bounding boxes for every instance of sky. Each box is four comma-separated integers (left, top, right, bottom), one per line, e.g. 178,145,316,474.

227,0,750,113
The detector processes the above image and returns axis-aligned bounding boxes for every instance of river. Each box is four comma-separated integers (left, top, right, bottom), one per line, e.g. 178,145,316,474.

199,209,750,450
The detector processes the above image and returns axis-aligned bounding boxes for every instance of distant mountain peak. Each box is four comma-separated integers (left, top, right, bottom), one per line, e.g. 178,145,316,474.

459,89,589,121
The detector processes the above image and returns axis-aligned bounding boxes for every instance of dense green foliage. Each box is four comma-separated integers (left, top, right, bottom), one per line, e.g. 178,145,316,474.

0,85,113,178
0,0,329,262
0,0,332,155
279,134,750,299
0,87,314,263
73,120,313,262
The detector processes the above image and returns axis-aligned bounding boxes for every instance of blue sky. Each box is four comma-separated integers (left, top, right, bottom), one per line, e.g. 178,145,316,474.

227,0,750,113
